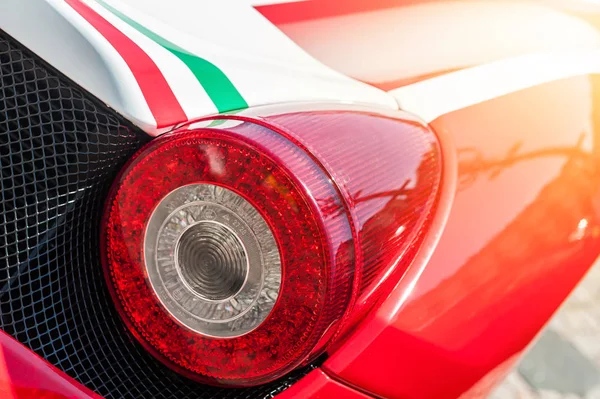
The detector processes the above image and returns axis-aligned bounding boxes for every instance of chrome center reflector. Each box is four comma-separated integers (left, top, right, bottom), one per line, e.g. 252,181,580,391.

177,221,248,301
144,184,281,338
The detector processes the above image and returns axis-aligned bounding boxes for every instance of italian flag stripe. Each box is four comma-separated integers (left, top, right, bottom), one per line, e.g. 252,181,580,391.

64,0,187,128
96,0,248,113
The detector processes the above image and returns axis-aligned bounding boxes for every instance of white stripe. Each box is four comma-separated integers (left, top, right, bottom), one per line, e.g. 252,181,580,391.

86,0,218,119
389,49,600,123
104,0,398,117
46,0,156,130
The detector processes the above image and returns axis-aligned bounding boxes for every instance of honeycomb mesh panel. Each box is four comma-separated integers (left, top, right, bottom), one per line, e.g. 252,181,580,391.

0,30,311,398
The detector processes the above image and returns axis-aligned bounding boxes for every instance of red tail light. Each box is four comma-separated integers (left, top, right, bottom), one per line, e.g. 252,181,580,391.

102,108,441,386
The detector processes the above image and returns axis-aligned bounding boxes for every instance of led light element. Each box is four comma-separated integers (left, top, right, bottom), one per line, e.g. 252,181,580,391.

145,183,281,337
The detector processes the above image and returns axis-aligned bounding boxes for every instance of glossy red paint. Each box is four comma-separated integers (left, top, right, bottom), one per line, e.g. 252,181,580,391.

323,75,600,398
0,330,99,399
255,0,440,24
276,369,373,399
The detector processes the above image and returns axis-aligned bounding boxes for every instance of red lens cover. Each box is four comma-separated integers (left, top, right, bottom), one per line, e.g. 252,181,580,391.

102,121,354,386
262,111,442,329
102,109,442,387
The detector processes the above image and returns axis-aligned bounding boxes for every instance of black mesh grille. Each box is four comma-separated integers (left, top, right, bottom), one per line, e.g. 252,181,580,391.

0,30,311,398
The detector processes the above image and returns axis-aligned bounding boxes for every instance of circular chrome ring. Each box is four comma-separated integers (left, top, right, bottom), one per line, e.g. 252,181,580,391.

144,184,281,338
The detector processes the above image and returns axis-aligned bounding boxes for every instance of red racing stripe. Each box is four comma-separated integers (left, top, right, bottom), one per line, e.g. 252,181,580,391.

65,0,187,128
256,0,458,25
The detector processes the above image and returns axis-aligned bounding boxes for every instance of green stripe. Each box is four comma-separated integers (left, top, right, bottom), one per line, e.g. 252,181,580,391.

96,0,248,113
206,119,227,128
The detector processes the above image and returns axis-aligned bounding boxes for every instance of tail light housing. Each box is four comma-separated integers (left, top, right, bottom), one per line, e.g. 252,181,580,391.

102,108,441,387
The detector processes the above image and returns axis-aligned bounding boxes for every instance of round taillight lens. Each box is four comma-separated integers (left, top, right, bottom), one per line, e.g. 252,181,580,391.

102,121,354,386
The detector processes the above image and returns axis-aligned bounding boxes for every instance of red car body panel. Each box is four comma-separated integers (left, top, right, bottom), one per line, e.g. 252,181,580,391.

0,331,99,399
323,76,600,398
